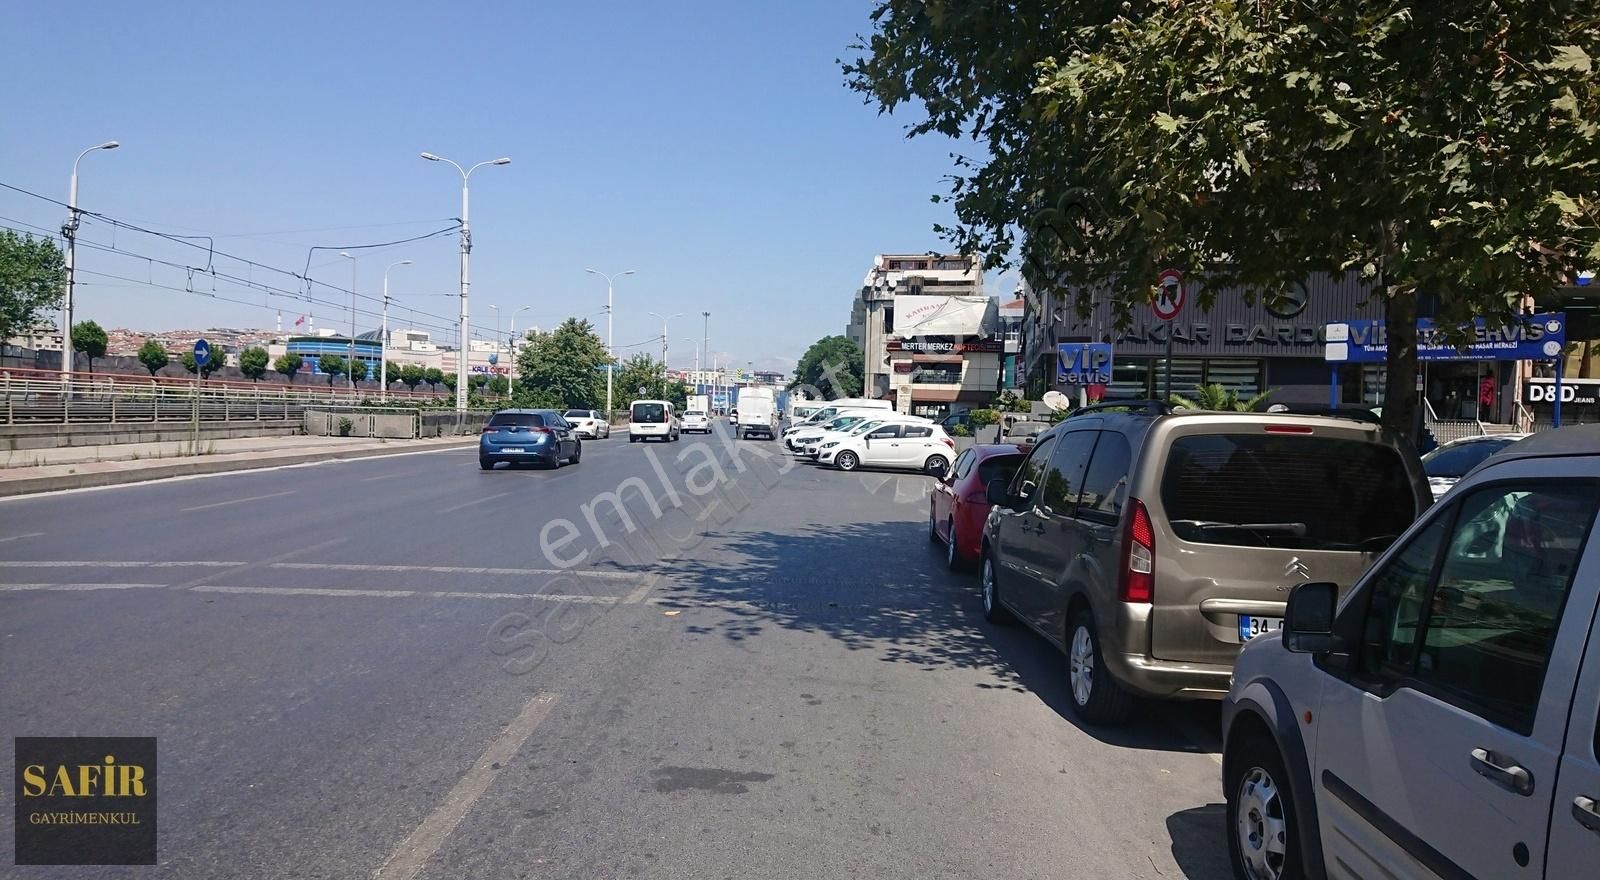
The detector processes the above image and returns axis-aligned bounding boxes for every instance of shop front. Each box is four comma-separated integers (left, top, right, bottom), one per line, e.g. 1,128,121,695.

885,337,1003,418
1049,272,1384,405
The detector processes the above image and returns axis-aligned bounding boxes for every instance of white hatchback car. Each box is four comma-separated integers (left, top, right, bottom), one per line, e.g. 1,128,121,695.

1222,424,1600,880
817,419,956,476
681,410,711,433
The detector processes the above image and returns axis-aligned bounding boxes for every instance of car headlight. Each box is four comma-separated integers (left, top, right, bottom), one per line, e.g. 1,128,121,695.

822,441,839,449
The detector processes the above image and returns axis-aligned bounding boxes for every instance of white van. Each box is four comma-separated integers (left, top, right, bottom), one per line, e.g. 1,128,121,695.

735,387,777,440
781,398,894,445
628,400,679,443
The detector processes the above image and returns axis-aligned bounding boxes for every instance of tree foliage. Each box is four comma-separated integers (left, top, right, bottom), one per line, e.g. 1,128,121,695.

385,361,407,385
237,346,270,382
847,2,1600,438
399,363,425,391
137,340,170,377
70,321,108,373
423,366,444,389
788,335,864,399
514,317,610,409
347,358,369,383
613,353,686,409
0,230,65,343
318,354,346,386
274,353,304,383
1170,384,1274,413
181,348,225,379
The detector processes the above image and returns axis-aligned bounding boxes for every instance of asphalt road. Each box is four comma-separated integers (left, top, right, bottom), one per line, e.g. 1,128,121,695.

0,422,1232,879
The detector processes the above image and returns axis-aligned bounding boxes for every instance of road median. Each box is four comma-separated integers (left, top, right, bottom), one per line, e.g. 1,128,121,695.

0,435,475,498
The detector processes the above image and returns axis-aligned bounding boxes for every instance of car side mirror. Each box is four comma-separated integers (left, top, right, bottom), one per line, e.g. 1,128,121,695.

985,477,1010,506
1283,581,1339,654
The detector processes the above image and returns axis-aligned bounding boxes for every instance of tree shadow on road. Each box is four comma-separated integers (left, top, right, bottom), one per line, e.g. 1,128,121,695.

653,518,1222,754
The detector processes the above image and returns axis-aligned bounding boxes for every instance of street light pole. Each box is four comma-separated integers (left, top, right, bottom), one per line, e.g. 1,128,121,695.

685,338,701,372
508,305,530,396
339,252,357,393
585,268,635,417
421,152,511,411
62,140,120,376
382,259,411,399
648,311,683,367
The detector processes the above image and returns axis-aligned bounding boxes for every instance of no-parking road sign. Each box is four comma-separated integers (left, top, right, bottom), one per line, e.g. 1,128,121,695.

1153,269,1186,321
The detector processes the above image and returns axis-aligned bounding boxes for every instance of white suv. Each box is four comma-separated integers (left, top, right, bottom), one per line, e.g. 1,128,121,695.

817,418,956,476
1222,425,1600,880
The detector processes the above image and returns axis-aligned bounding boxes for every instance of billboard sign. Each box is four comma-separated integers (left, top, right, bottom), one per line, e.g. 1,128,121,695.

894,295,995,337
1057,343,1114,385
1325,313,1566,363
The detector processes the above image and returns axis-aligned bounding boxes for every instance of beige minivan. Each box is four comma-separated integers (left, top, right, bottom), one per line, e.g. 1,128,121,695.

979,406,1432,724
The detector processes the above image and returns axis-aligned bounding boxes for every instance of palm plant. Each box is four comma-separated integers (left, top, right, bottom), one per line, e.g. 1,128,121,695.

1170,383,1275,412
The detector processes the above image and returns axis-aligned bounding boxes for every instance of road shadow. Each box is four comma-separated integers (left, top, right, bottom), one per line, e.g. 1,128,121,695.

1166,804,1233,880
655,518,1222,754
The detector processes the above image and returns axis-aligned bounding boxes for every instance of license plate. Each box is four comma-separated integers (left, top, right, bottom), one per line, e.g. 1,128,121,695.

1239,616,1283,641
500,447,524,454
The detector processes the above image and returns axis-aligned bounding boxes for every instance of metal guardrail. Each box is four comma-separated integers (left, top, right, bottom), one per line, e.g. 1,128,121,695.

0,369,501,426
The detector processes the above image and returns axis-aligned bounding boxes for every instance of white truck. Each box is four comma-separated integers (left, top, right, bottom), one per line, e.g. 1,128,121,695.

687,394,710,415
734,387,777,440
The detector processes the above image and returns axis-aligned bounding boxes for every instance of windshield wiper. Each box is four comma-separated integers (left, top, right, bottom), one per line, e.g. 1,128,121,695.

1170,520,1308,537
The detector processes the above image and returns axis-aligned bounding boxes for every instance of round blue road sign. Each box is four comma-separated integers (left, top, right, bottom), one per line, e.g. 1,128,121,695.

193,339,212,368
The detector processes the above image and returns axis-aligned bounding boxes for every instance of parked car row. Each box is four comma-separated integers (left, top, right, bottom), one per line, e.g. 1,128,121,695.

783,404,958,476
930,401,1597,878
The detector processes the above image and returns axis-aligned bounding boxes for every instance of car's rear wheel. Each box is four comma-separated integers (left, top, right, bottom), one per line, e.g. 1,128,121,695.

479,458,494,470
570,442,582,464
945,519,963,570
1066,610,1134,725
928,506,940,543
835,450,859,471
1226,734,1302,880
924,454,950,477
980,553,1015,624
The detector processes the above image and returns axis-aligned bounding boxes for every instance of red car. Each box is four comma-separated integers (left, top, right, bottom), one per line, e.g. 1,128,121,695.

929,444,1029,570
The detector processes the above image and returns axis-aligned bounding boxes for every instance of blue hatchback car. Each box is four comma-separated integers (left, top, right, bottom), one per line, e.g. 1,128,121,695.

479,409,582,470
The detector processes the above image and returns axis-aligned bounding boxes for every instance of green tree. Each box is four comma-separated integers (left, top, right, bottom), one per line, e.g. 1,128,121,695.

994,390,1032,413
788,335,864,399
469,373,489,391
347,358,369,383
399,363,425,391
318,354,346,386
0,230,65,344
423,366,444,391
181,349,225,379
274,353,304,383
137,340,170,377
486,375,510,395
847,3,1600,441
70,321,108,374
967,408,1000,427
237,346,270,382
1170,384,1275,413
514,317,610,409
614,353,674,409
440,372,458,393
385,361,407,386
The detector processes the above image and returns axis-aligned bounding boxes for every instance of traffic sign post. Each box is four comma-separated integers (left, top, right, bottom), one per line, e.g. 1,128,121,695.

191,339,210,452
1153,270,1186,402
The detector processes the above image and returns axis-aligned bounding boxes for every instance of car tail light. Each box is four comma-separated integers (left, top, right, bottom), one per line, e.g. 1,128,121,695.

1119,498,1155,603
481,425,497,434
1264,424,1314,434
530,426,551,434
942,437,955,449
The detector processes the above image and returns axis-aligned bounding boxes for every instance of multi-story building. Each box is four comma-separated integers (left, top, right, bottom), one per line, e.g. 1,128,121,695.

844,253,995,417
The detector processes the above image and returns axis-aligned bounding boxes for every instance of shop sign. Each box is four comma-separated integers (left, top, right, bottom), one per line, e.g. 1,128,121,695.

1057,342,1113,385
1326,313,1566,363
887,337,1004,354
1526,378,1600,406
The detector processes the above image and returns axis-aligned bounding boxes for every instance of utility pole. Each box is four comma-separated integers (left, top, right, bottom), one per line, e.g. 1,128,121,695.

63,141,120,377
421,152,510,411
586,268,635,416
648,311,682,368
382,259,411,400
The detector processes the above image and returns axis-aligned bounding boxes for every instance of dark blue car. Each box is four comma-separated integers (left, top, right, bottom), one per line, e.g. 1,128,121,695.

479,409,582,470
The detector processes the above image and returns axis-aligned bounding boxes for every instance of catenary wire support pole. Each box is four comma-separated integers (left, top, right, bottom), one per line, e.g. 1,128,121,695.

586,268,635,417
421,152,511,412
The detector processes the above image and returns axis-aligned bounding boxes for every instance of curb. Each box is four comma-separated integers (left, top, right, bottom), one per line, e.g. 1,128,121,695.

0,440,476,498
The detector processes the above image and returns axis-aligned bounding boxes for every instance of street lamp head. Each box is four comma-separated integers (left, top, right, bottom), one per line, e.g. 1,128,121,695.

420,152,441,161
339,251,354,259
621,270,636,277
98,141,120,151
491,157,512,165
585,268,600,275
399,259,413,266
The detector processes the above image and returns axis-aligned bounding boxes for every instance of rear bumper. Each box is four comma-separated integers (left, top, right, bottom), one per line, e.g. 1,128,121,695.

1100,646,1234,699
478,442,558,462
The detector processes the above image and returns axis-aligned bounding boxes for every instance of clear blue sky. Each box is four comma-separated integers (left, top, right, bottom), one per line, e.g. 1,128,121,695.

3,0,1010,372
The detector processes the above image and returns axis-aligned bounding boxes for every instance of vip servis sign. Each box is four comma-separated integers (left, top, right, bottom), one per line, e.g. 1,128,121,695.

1325,313,1567,363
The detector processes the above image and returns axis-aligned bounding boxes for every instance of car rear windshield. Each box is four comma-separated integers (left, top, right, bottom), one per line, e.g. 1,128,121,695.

976,454,1025,487
1160,433,1417,551
632,403,666,423
685,411,705,417
488,412,546,428
1423,440,1513,478
563,410,590,419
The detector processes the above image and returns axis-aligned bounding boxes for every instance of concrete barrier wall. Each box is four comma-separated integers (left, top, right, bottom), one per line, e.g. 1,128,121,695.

0,420,302,451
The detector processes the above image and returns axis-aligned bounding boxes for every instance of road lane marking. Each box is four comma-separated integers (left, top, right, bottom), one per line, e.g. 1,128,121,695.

0,583,166,592
171,537,349,590
439,492,509,514
193,586,418,599
188,585,620,603
0,532,44,543
372,692,559,880
268,562,641,580
624,580,656,604
179,490,295,512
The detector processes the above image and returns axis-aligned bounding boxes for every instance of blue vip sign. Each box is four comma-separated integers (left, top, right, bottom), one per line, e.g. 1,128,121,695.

193,338,211,368
1058,343,1114,384
1325,313,1567,363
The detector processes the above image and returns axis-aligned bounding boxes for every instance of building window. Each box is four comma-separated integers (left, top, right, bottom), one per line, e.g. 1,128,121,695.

1203,359,1264,397
911,366,963,384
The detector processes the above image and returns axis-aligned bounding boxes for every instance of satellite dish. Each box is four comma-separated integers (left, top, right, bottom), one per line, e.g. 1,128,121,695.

1042,390,1070,412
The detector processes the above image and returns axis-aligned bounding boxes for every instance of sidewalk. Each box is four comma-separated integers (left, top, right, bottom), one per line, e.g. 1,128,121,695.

0,435,475,498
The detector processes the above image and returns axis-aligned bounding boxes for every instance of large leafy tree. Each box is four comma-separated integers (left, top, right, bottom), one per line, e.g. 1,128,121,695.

237,346,270,382
399,363,425,391
847,2,1600,439
0,230,65,343
423,366,444,390
70,320,108,374
318,354,346,386
274,352,304,383
614,352,686,410
137,340,170,376
788,335,864,398
181,348,225,379
514,317,610,409
347,358,369,383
